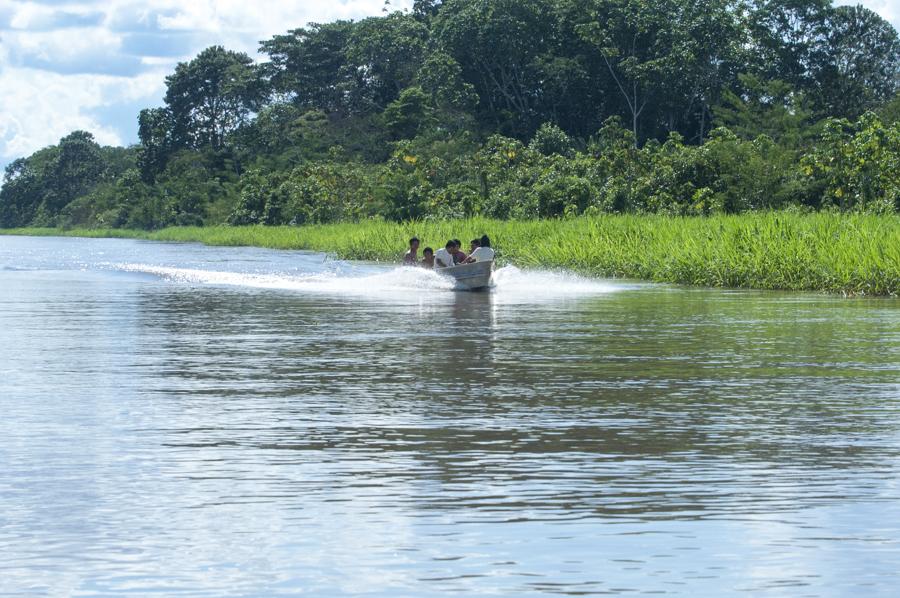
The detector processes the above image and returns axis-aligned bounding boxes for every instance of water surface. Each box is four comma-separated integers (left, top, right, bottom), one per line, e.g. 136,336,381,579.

1,235,899,597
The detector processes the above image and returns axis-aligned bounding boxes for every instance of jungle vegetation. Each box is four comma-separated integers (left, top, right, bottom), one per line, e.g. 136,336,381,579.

2,0,899,230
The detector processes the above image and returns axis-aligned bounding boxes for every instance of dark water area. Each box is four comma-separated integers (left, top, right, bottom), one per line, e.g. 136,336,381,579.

1,235,899,597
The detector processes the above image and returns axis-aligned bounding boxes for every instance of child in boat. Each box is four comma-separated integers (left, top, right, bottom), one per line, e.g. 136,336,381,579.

465,235,495,263
421,247,434,269
434,241,455,268
402,237,420,266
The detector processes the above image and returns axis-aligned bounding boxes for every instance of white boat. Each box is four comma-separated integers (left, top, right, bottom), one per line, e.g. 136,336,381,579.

437,260,494,291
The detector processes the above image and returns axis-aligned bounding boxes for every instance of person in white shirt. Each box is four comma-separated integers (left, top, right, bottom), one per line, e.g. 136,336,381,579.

466,235,495,262
434,241,456,268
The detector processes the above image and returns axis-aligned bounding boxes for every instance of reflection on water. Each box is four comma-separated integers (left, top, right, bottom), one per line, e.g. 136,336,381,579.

0,235,899,597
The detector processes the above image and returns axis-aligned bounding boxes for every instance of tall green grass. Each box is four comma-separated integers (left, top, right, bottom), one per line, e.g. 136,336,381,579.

3,212,898,295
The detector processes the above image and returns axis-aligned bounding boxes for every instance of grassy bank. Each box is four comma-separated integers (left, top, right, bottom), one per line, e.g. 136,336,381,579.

3,212,899,296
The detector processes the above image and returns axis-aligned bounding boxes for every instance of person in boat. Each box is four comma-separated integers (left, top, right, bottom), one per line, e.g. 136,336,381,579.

421,247,435,269
469,238,481,255
464,235,495,263
402,237,420,266
451,239,468,264
434,241,456,268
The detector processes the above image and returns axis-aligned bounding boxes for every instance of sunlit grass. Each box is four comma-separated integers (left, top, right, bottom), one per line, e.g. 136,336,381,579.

3,212,898,295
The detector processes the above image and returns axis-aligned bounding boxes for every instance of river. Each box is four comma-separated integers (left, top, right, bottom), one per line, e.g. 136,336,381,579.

1,235,899,597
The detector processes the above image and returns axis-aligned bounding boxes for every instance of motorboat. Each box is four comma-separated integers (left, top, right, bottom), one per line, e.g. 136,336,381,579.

436,260,494,291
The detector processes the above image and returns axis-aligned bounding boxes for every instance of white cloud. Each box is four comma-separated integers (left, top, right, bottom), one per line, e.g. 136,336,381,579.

0,67,167,159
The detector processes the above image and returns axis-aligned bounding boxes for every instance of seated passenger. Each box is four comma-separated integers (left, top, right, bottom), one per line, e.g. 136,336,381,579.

451,239,468,264
465,235,495,262
434,241,455,268
469,238,481,255
421,247,435,269
402,237,420,266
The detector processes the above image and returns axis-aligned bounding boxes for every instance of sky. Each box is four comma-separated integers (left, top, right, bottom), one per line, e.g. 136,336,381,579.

0,0,897,170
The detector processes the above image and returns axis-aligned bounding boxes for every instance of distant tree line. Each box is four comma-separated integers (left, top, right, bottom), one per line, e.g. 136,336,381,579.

2,0,899,229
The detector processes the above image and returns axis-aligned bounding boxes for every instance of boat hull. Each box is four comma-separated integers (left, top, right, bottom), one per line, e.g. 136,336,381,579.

437,260,494,291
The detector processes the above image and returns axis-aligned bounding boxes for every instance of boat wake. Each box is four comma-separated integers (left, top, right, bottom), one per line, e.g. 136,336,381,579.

116,262,626,301
492,265,624,297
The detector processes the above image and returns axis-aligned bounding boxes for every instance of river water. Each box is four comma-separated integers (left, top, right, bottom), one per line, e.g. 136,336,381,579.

1,235,899,597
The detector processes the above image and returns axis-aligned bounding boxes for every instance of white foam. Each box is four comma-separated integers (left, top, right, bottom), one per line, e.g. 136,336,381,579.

490,265,624,302
492,265,621,293
116,262,626,301
117,263,455,296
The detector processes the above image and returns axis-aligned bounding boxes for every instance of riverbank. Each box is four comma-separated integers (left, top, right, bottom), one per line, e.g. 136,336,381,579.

3,213,898,296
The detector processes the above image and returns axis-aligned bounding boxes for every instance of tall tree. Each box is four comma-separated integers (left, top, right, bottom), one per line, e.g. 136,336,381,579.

137,108,175,182
572,0,716,144
45,131,104,215
260,22,357,114
713,74,812,145
812,5,900,119
0,158,44,227
344,12,430,111
433,0,552,136
164,46,264,150
658,0,745,141
747,0,831,89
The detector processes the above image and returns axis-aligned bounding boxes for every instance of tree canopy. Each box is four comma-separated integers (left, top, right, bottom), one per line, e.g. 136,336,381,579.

3,0,899,229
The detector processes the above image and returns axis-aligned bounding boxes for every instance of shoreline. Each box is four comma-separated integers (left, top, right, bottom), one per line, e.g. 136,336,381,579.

2,213,898,296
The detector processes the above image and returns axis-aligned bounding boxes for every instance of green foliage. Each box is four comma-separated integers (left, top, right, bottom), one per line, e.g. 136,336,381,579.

529,122,575,157
433,0,552,136
345,12,430,109
748,1,900,119
165,46,265,150
880,94,900,125
714,74,814,146
801,113,900,212
260,21,357,114
812,6,900,119
383,87,434,139
3,0,900,236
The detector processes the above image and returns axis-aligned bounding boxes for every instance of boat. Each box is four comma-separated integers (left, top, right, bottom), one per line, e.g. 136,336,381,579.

437,260,494,291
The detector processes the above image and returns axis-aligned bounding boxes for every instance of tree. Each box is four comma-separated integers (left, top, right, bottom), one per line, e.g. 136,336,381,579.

413,0,443,21
137,107,175,182
802,113,900,212
529,122,574,157
164,46,264,150
260,21,357,114
714,74,812,146
416,50,478,130
880,93,900,125
572,0,712,145
44,131,104,215
812,6,900,119
383,87,434,139
0,158,43,227
433,0,552,136
746,0,831,89
345,12,430,110
656,0,745,141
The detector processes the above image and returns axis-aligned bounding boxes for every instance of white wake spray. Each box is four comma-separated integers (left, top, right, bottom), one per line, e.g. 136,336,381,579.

116,262,626,301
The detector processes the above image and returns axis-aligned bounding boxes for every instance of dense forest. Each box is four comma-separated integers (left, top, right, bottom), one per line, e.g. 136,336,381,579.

2,0,899,230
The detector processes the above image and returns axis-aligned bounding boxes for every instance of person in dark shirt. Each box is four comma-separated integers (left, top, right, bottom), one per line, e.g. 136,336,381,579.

451,239,468,264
